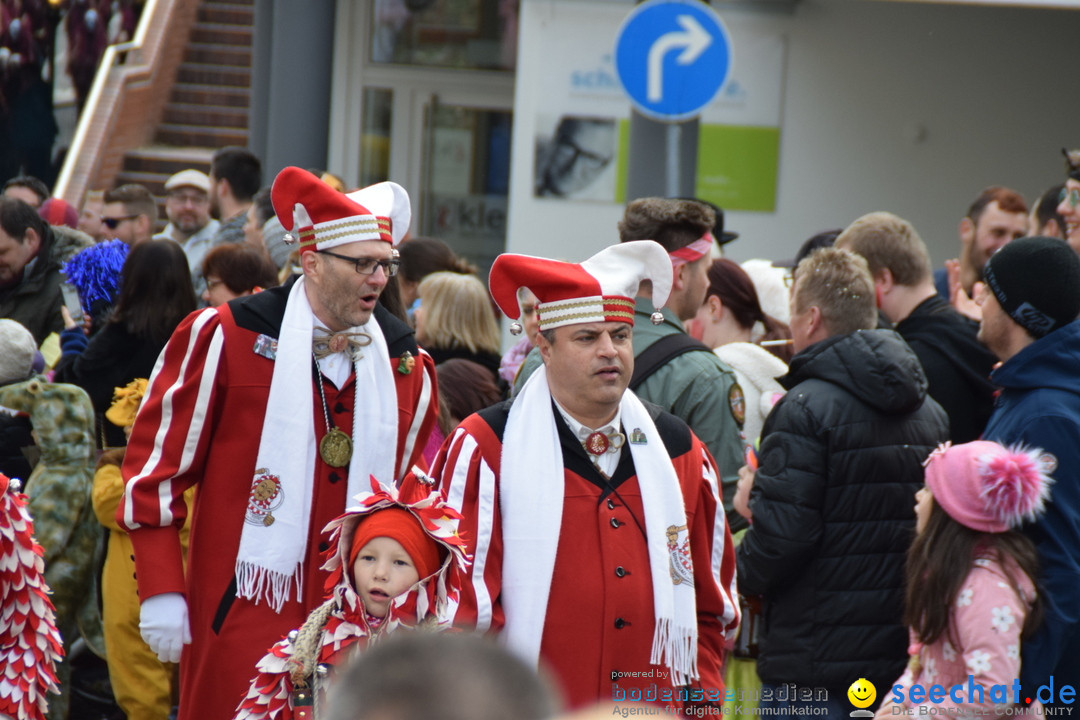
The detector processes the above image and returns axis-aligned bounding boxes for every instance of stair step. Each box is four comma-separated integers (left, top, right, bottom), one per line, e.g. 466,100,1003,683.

184,42,251,68
177,63,251,88
114,169,173,193
190,22,253,45
197,3,254,26
156,123,249,148
164,103,248,129
171,82,250,108
122,147,215,175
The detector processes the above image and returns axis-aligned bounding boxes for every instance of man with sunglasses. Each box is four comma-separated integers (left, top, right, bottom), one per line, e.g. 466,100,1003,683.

120,168,438,720
101,184,158,245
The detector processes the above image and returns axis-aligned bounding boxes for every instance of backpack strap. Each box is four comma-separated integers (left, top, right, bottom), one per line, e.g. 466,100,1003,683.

629,333,711,391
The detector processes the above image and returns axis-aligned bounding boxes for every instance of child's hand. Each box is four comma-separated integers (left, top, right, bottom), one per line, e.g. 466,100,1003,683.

61,305,78,330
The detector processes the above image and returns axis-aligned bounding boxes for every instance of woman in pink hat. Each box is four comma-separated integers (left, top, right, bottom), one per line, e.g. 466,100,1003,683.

877,441,1050,717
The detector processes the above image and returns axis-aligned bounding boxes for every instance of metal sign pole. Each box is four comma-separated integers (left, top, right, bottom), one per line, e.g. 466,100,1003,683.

665,122,682,199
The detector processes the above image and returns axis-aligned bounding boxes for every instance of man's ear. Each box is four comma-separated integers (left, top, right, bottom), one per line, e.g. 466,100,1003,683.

874,267,894,295
805,305,825,338
671,262,687,291
217,177,233,201
536,329,553,364
22,227,41,255
300,249,319,278
136,214,152,239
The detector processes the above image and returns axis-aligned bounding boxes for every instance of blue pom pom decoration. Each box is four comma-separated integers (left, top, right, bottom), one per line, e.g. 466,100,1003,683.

63,240,130,310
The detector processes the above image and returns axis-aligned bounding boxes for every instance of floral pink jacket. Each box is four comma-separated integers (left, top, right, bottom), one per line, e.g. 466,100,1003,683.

889,555,1037,715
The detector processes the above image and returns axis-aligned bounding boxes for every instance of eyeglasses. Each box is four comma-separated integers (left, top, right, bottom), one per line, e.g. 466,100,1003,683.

168,191,208,206
317,249,400,277
101,215,139,229
1059,187,1080,210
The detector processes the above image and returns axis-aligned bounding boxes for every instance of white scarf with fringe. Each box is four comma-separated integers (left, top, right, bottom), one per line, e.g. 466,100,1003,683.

500,365,699,684
236,277,397,611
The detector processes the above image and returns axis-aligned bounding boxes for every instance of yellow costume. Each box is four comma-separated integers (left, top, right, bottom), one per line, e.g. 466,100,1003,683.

92,379,194,720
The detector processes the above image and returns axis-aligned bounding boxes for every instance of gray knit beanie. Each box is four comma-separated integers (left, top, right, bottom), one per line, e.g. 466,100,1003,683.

0,320,36,386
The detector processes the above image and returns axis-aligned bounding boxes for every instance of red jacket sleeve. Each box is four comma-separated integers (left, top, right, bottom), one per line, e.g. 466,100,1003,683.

119,308,224,599
685,436,741,692
432,418,505,634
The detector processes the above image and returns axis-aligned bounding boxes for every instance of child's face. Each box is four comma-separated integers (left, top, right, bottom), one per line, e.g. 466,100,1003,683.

351,536,421,618
915,486,933,534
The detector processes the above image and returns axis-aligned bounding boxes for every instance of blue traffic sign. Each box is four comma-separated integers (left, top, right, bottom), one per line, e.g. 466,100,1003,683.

614,0,732,122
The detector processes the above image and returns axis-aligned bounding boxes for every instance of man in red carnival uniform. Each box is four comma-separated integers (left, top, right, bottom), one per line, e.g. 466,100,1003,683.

433,242,740,712
119,168,438,720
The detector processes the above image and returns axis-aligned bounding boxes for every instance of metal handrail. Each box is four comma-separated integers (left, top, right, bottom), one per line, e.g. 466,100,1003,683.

54,0,196,205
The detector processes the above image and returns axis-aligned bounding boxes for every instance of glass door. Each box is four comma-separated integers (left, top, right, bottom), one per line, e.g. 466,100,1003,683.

419,97,512,275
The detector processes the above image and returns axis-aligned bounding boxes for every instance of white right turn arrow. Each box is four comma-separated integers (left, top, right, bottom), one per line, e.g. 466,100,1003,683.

646,14,713,103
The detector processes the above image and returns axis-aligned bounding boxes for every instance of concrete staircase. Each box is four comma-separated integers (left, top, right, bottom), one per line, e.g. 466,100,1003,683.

114,0,253,202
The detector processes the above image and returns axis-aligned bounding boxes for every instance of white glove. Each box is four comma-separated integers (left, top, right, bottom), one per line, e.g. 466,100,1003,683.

139,592,191,663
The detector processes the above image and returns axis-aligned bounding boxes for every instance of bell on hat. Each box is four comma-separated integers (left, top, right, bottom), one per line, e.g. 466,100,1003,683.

488,241,672,333
270,167,411,253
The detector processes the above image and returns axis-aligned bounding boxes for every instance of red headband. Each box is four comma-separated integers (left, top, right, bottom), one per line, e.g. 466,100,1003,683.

348,507,443,580
669,234,714,267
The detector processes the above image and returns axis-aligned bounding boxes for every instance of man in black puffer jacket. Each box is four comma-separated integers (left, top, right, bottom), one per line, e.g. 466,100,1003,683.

736,248,948,714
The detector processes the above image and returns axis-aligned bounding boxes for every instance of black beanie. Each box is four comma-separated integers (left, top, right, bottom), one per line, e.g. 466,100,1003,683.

983,236,1080,338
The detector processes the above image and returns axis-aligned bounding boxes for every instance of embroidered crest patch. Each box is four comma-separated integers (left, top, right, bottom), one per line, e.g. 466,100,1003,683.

245,469,284,527
728,382,746,428
666,524,694,587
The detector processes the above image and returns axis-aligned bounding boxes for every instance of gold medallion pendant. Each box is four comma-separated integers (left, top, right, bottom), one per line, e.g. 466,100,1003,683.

319,428,353,467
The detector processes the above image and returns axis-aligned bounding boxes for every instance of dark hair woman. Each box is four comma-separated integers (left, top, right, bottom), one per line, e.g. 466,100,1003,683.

55,239,198,447
695,258,792,446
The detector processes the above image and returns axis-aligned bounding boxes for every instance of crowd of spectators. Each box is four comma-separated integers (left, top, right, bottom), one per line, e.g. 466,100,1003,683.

2,147,1080,720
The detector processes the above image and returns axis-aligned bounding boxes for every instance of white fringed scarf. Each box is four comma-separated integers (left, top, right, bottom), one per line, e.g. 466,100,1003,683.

500,365,699,684
236,277,397,611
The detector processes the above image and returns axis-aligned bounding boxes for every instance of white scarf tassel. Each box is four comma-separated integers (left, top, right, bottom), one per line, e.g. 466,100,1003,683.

651,617,699,686
236,561,304,610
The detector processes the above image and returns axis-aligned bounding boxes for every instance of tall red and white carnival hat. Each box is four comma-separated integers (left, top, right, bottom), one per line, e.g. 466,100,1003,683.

271,167,411,253
488,240,673,332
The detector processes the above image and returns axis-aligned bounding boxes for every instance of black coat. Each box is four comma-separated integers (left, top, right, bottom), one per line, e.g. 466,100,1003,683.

53,322,167,447
895,295,997,443
736,329,948,693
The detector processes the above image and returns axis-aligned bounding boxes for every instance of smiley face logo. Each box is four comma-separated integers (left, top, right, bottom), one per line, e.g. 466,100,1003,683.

847,678,876,710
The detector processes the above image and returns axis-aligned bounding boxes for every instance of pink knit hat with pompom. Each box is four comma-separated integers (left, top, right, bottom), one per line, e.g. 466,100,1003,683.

923,441,1054,533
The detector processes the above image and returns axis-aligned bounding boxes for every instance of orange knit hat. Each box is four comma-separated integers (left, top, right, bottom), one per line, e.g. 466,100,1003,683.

347,507,443,580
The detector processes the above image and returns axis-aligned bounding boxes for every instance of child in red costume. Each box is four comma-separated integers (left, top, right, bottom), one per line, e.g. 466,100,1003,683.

234,471,468,720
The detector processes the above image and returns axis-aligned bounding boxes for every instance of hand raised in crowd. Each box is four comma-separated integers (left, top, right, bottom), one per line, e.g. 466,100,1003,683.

734,464,755,522
945,258,981,322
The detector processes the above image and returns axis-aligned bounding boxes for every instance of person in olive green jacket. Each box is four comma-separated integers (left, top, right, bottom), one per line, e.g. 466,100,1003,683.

618,198,746,530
